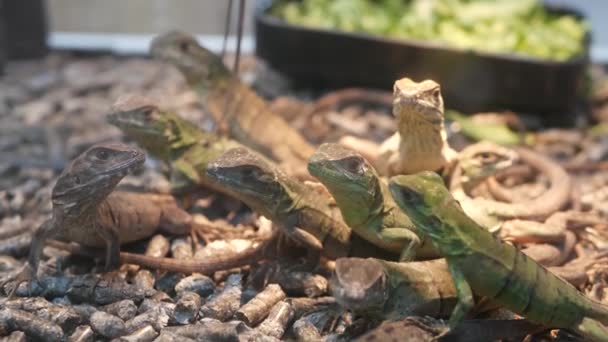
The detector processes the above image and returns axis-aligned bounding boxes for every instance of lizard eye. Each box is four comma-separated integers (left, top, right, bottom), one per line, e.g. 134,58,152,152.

343,159,362,174
398,188,419,204
73,175,81,184
179,41,190,53
432,88,441,101
477,152,497,163
241,166,257,179
428,215,442,227
96,149,109,160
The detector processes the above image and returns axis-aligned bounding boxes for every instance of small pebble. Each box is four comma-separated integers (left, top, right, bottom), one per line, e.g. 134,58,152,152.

89,311,126,339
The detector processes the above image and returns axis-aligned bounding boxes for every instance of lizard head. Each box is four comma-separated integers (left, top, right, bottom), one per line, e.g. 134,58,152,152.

108,95,203,161
150,31,231,91
330,258,389,315
458,142,518,189
206,147,282,213
52,143,145,209
393,78,444,126
308,143,381,223
388,172,449,239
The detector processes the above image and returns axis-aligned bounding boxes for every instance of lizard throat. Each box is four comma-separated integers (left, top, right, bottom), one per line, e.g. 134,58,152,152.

399,114,445,156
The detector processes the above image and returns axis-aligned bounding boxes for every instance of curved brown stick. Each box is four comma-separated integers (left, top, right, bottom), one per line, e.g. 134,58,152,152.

306,88,393,117
47,230,276,274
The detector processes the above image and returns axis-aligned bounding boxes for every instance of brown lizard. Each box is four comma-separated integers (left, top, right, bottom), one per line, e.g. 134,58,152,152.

376,77,456,175
149,30,315,178
7,143,273,295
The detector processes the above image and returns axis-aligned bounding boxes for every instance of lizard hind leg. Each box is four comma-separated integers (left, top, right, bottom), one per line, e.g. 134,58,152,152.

575,317,608,342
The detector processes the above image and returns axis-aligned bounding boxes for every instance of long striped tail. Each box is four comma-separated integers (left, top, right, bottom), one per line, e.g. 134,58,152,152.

576,317,608,342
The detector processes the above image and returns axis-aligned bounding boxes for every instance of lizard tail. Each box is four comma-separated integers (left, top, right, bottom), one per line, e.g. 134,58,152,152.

575,317,608,342
589,301,608,327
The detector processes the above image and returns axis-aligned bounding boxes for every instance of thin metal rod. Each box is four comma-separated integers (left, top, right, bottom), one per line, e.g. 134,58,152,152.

233,0,246,73
221,0,233,58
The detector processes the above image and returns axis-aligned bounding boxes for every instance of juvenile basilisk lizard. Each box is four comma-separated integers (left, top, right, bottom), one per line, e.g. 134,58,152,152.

8,143,274,295
376,77,456,175
330,257,458,319
206,146,391,259
108,95,243,195
308,143,437,261
389,171,608,341
150,30,315,178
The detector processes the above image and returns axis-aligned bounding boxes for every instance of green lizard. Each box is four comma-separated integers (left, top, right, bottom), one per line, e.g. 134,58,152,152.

205,146,390,260
308,143,436,261
308,142,520,260
389,171,608,341
331,254,596,322
150,30,315,178
107,95,242,194
330,257,457,319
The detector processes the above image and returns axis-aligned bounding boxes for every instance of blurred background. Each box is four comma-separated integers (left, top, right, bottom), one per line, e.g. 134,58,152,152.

1,0,605,58
40,0,608,61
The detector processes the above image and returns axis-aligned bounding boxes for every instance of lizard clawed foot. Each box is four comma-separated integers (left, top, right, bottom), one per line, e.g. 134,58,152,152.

3,263,37,299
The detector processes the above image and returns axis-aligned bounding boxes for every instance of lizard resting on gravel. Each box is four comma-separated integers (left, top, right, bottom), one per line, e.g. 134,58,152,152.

389,171,608,341
150,30,315,178
375,77,457,175
108,95,243,195
330,257,458,320
7,143,274,296
452,142,573,231
206,146,392,260
308,143,437,261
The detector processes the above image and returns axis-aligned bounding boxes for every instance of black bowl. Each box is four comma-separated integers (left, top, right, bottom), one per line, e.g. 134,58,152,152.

255,2,590,126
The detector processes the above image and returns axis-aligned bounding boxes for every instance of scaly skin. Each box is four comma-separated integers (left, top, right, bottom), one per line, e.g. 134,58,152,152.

205,146,349,258
108,95,242,194
17,143,145,285
376,78,456,175
150,31,315,178
452,143,573,230
308,143,437,260
7,143,276,296
206,146,390,259
389,171,608,341
330,257,457,319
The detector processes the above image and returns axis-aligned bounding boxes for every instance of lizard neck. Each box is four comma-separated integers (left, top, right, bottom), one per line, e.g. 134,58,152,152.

398,112,446,158
333,179,382,227
194,75,237,112
397,109,449,171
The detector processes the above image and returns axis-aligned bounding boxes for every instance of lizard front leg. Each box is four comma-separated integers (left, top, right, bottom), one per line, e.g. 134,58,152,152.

447,261,474,329
6,219,57,297
95,223,121,271
283,225,324,252
378,227,421,261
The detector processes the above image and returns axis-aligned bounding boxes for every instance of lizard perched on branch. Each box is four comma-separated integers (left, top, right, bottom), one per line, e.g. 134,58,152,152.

389,171,608,342
150,30,315,178
7,143,274,296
